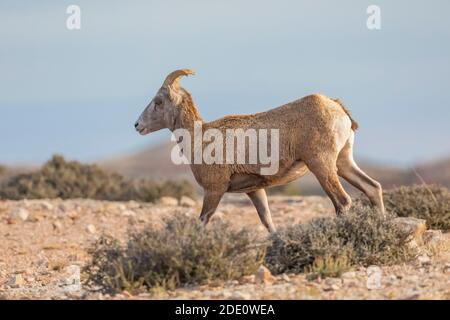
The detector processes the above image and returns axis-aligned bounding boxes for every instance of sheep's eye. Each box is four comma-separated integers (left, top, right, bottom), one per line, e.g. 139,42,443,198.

154,97,163,106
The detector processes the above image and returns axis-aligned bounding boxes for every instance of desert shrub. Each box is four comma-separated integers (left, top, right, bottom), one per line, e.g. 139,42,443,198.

0,155,196,202
0,165,5,176
265,205,416,277
85,214,265,292
304,255,352,279
358,184,450,231
158,180,197,200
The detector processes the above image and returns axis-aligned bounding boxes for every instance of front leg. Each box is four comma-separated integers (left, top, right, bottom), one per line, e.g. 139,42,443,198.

199,189,226,225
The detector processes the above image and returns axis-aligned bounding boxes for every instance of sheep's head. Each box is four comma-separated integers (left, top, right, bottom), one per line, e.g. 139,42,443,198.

135,69,195,134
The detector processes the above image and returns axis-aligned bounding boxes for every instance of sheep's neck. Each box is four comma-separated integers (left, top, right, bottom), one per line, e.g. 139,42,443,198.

174,94,203,134
179,110,203,133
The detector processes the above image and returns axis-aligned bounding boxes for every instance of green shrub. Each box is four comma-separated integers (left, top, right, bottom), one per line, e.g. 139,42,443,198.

265,205,416,276
85,214,265,292
358,184,450,231
0,155,196,202
304,255,352,279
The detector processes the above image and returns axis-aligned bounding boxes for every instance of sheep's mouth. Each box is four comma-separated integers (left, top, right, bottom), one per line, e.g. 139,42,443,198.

138,128,150,135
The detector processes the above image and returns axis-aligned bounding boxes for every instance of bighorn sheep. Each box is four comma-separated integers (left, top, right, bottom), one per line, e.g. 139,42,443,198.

135,69,385,232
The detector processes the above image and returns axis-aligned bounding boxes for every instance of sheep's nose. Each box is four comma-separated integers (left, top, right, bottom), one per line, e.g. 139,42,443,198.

134,122,139,128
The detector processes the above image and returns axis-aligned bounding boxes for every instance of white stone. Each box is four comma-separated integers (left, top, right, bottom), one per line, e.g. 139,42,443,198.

392,217,427,241
230,291,251,300
281,274,291,282
52,221,63,231
7,274,25,288
417,254,431,266
366,265,382,290
324,278,342,291
121,210,136,217
86,224,96,234
179,196,197,207
443,263,450,274
60,265,81,293
40,201,54,211
158,196,179,206
255,265,274,284
9,207,29,222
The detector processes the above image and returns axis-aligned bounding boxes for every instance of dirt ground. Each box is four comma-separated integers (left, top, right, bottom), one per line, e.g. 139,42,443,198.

1,195,449,300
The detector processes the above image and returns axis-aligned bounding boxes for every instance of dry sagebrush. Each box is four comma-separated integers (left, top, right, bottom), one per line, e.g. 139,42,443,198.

383,185,450,231
356,184,450,231
265,205,416,277
85,214,265,292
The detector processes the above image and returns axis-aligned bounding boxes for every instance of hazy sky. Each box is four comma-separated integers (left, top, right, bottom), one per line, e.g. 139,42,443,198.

1,0,449,166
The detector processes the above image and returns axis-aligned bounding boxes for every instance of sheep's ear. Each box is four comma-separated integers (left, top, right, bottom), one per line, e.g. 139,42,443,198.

162,69,195,89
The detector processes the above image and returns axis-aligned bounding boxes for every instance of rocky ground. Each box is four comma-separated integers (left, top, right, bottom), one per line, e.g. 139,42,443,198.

0,195,449,300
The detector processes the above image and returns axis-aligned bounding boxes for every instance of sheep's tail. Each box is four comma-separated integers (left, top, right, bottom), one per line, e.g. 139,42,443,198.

332,98,359,131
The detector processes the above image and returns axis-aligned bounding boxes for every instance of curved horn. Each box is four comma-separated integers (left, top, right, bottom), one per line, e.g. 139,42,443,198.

162,69,195,88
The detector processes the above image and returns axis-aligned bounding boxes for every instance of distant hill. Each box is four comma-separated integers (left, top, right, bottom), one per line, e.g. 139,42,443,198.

3,141,448,195
0,165,34,185
102,141,193,181
102,141,450,195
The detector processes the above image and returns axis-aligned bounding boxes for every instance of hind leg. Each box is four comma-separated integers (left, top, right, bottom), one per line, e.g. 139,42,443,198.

247,189,276,233
306,157,352,215
337,138,385,215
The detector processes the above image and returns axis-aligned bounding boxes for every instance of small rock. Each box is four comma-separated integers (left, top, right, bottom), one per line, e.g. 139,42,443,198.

121,210,136,217
281,274,291,282
341,271,358,286
388,274,398,282
239,275,255,284
126,201,141,209
7,274,25,288
122,290,132,298
37,257,49,268
255,225,266,233
9,208,29,222
60,265,81,292
323,278,342,291
422,230,443,245
58,203,69,213
221,290,233,298
213,211,225,220
417,254,431,266
179,196,197,207
40,201,54,211
52,221,63,231
67,211,79,220
443,263,450,274
86,224,96,234
366,265,382,290
230,292,251,300
158,196,179,206
341,271,356,279
392,217,427,242
255,265,274,284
